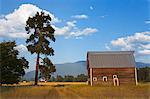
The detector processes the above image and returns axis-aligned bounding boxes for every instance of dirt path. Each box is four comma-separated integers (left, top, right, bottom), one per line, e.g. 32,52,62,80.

45,88,61,99
45,87,83,99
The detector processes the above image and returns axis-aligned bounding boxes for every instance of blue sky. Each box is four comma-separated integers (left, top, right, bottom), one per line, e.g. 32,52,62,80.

0,0,150,71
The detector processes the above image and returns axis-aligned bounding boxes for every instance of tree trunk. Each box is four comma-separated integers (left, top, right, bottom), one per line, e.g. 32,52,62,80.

35,53,39,85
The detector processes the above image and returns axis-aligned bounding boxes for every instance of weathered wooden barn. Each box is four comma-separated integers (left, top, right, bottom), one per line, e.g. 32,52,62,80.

87,51,137,86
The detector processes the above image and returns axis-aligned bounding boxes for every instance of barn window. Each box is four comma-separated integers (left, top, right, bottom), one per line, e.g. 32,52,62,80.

93,77,97,81
113,75,117,78
102,76,108,82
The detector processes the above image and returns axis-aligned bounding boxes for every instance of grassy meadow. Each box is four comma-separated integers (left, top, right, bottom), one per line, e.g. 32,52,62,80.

0,82,150,99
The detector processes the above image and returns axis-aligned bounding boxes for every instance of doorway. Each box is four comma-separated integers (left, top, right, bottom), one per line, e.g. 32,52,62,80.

113,75,119,86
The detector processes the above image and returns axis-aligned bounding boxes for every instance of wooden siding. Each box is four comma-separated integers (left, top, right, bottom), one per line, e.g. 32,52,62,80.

89,67,136,86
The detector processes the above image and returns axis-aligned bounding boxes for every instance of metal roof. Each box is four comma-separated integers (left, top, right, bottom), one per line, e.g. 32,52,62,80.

87,51,136,68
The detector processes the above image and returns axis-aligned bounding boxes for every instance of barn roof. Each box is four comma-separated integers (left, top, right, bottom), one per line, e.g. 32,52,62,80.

87,51,136,68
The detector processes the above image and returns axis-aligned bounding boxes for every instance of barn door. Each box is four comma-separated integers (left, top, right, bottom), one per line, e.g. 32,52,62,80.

113,75,119,86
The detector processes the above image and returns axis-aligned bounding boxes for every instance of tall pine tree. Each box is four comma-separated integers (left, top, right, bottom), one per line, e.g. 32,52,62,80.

25,12,56,85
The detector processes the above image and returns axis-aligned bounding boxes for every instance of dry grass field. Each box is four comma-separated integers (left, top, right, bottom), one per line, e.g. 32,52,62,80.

0,82,150,99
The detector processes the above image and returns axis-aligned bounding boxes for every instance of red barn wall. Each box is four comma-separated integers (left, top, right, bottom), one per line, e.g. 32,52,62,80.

90,67,136,86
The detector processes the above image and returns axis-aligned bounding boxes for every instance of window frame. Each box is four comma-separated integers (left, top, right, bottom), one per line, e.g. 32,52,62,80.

93,77,97,81
102,76,108,82
113,75,117,78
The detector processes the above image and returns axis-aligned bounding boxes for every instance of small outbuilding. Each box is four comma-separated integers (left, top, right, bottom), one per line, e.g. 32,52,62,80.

87,51,137,86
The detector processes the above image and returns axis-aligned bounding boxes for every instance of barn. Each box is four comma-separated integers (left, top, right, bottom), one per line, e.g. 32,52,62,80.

87,51,138,86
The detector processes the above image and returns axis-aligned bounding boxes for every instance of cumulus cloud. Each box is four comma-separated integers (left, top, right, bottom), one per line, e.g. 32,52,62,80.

53,20,98,38
72,14,88,19
0,4,97,39
53,20,77,36
109,31,150,55
0,4,61,38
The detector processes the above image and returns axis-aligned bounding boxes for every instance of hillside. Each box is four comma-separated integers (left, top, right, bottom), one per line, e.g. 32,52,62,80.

23,61,87,80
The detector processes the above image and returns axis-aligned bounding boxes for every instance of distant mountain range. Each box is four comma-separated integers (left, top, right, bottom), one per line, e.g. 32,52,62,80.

23,61,150,80
135,62,150,68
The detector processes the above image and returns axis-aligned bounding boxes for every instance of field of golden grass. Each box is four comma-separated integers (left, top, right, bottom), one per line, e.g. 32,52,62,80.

1,82,150,99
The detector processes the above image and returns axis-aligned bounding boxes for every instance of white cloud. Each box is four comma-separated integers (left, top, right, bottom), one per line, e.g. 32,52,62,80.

70,28,98,37
53,20,98,38
141,44,150,49
52,20,76,36
90,6,94,10
111,37,127,47
66,21,77,27
109,31,150,56
72,14,88,19
0,4,98,39
15,44,27,52
0,4,61,38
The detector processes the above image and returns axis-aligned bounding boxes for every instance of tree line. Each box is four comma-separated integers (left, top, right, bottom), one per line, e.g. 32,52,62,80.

137,67,150,82
49,74,88,82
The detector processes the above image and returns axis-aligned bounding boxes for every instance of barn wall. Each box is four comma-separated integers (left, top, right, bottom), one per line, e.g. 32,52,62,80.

91,67,136,86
